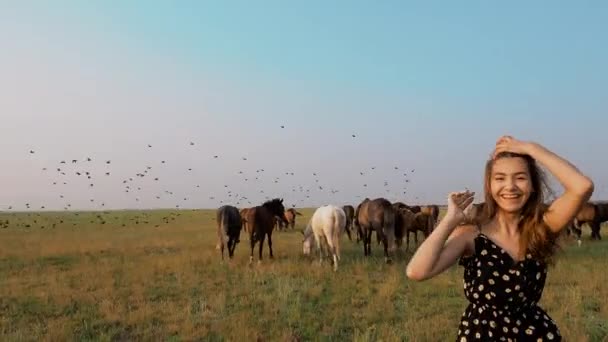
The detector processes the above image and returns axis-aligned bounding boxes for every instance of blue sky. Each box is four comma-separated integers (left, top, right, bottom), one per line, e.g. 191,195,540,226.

1,1,606,210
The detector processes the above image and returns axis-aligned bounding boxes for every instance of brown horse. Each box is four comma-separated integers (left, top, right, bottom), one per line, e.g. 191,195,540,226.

284,208,302,230
240,207,252,231
353,198,369,243
216,205,242,260
245,198,287,263
342,205,355,241
572,202,608,240
356,197,397,263
421,205,439,224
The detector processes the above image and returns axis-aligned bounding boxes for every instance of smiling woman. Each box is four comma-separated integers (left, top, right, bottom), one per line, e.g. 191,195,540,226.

405,136,594,341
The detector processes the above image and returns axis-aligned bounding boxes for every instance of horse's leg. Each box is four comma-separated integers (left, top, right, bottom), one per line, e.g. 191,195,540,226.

249,230,256,263
365,228,372,256
258,233,266,261
382,232,390,264
360,228,365,255
406,230,410,251
268,231,274,259
315,234,323,264
591,221,601,240
334,233,341,261
572,220,583,246
326,237,338,271
229,236,237,258
220,239,225,260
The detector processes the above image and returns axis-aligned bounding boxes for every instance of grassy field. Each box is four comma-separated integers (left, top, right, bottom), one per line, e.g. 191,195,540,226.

0,209,607,341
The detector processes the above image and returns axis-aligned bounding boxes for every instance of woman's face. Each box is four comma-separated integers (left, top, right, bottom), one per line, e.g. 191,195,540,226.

490,157,533,213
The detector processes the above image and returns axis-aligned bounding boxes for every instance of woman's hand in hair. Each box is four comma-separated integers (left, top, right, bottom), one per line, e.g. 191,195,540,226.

493,135,534,158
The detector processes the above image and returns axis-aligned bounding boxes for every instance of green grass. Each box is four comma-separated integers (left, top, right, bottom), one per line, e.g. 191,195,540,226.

0,209,606,341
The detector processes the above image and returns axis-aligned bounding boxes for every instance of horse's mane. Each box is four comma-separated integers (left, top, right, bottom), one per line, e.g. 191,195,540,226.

262,198,282,208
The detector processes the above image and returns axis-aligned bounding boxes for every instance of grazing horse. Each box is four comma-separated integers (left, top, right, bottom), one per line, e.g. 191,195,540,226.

342,205,355,241
405,212,436,251
421,205,439,227
240,207,252,231
284,208,302,230
353,198,369,243
572,202,608,240
356,197,397,263
274,215,287,231
245,198,287,263
216,205,242,260
302,205,346,271
394,206,416,249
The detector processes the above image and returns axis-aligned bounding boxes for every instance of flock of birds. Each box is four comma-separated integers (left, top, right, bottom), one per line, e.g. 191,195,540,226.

1,126,425,229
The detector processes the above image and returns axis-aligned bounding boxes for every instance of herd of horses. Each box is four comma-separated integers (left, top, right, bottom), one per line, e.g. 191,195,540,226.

216,197,441,266
216,197,608,268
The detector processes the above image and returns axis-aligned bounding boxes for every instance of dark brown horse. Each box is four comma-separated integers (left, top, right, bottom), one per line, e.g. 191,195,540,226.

394,205,415,248
393,202,421,213
245,198,287,263
353,198,369,243
342,205,355,241
356,197,397,263
405,212,435,251
572,201,608,240
216,205,242,260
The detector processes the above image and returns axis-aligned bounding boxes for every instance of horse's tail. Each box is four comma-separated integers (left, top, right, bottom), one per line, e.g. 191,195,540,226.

219,214,228,247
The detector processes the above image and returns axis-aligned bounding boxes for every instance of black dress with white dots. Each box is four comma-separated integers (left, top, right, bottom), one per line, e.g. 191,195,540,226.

456,232,562,341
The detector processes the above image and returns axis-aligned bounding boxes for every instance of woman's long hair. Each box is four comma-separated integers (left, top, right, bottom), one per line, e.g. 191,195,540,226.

481,152,559,264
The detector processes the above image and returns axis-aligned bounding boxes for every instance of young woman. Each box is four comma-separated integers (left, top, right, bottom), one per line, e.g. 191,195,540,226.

406,136,594,341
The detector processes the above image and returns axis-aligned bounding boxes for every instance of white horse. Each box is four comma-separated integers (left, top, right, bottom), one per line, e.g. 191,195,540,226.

302,205,346,271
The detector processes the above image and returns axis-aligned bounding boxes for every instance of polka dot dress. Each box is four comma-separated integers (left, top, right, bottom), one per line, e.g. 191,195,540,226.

457,233,561,341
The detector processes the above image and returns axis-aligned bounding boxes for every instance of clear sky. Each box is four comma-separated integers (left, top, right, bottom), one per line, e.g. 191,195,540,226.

1,1,606,211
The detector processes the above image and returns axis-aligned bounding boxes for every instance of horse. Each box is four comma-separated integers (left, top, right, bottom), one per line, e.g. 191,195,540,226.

342,205,355,241
421,205,439,227
356,197,397,263
274,215,287,231
405,212,436,251
302,205,346,271
394,205,415,249
216,205,242,260
284,208,302,230
572,201,608,240
245,198,287,263
353,198,369,243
